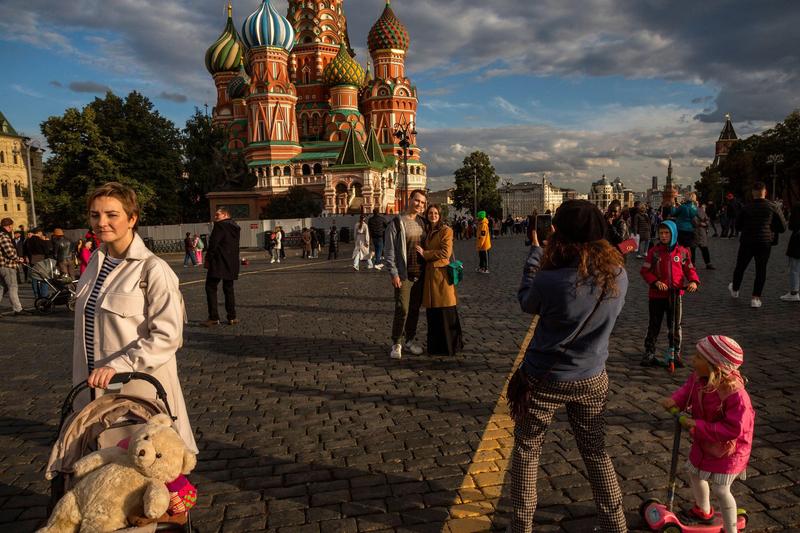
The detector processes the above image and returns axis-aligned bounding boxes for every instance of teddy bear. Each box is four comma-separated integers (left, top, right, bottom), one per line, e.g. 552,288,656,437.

38,414,196,533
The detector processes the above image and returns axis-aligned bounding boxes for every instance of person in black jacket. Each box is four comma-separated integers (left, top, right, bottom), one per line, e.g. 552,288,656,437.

203,207,241,326
367,208,387,269
780,204,800,302
728,182,787,308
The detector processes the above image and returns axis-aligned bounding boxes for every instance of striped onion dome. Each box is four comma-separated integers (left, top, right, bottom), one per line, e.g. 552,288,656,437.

322,45,366,87
242,0,296,51
367,1,409,53
227,64,251,99
205,3,247,74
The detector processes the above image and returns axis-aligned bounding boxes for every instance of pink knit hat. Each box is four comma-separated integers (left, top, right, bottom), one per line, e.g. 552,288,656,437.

696,335,744,372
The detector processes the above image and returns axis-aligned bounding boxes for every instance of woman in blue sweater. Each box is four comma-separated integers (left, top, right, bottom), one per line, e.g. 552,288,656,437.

508,200,628,533
672,192,699,248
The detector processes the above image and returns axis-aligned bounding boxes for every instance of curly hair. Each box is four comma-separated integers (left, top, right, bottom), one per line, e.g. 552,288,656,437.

539,233,624,297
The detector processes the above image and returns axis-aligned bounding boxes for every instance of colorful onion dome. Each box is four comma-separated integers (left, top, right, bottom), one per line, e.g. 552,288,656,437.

368,1,410,53
322,45,366,87
205,3,247,74
242,0,296,51
227,64,251,99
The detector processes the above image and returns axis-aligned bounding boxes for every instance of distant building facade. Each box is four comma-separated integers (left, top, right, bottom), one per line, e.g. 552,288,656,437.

588,175,634,210
500,177,563,218
0,111,39,229
427,188,454,207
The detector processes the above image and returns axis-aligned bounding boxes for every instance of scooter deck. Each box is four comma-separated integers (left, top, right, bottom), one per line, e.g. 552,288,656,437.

641,500,747,532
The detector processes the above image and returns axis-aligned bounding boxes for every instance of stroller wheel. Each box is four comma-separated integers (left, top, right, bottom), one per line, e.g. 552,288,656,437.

35,297,53,314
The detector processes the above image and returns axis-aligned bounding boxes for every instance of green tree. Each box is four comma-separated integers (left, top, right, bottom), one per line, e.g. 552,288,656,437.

89,92,183,224
452,151,502,217
262,186,323,218
180,109,226,222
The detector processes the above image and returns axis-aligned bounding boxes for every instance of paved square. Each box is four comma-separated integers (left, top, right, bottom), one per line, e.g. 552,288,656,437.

1,235,798,531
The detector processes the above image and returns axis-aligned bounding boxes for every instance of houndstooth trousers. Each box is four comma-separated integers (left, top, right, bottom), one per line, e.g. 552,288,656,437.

509,370,627,533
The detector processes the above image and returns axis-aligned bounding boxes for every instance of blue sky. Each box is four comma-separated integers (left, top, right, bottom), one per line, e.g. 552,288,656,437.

1,0,798,192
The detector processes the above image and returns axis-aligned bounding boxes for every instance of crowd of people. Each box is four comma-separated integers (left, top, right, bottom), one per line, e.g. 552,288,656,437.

1,178,797,533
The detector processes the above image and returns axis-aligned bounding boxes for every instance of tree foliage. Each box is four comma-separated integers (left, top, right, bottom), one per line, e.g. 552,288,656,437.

262,186,323,219
697,109,800,207
452,151,502,217
180,109,226,223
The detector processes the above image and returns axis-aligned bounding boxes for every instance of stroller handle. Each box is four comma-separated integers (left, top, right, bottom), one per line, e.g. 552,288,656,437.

58,372,173,433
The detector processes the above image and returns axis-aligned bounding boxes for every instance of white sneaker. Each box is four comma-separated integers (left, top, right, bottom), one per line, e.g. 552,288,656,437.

390,344,403,359
270,258,276,264
728,283,739,298
404,341,423,355
780,292,800,301
750,298,762,308
374,263,384,270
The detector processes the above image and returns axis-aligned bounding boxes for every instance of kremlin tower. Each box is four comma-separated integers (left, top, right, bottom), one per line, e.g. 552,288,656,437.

205,0,425,216
713,113,738,167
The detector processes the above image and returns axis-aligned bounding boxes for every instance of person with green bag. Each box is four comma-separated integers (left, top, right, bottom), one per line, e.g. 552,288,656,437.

416,204,463,356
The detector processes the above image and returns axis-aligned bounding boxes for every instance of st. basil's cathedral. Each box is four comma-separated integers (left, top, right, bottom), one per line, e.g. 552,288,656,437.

205,0,426,217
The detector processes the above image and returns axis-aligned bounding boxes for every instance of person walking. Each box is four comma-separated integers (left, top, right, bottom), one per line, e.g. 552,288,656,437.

301,227,312,259
417,204,463,356
310,226,320,259
25,228,52,299
271,226,282,264
183,232,197,267
780,204,800,301
508,200,627,533
194,233,204,265
728,182,787,308
604,199,629,250
367,207,387,269
327,223,339,260
0,217,26,315
475,211,492,273
52,228,74,278
706,200,719,237
633,203,651,258
279,226,287,261
384,189,427,360
78,239,93,277
203,206,241,326
692,204,715,269
352,215,371,271
74,182,197,453
672,192,699,249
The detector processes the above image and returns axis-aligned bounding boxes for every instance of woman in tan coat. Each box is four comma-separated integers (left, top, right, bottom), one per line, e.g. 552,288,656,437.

416,205,464,356
73,182,197,454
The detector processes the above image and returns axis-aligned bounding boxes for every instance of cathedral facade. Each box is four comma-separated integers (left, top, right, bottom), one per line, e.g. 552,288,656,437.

205,0,426,218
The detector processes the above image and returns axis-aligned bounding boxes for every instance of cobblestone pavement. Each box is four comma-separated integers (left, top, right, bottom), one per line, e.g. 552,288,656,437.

0,234,798,532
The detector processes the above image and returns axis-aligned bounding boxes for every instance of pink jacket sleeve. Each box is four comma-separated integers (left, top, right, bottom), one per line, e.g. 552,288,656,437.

693,391,752,443
671,373,696,410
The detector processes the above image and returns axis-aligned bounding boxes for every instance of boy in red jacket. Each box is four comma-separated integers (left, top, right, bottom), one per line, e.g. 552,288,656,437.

640,220,699,366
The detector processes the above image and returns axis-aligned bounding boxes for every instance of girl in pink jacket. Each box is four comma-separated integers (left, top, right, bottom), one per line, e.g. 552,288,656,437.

662,335,754,533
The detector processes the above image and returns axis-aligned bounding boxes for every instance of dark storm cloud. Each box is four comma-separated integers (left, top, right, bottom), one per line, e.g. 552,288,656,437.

68,81,112,93
158,91,188,103
2,0,796,121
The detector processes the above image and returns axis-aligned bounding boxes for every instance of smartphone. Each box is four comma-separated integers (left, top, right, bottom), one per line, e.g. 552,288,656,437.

535,214,553,242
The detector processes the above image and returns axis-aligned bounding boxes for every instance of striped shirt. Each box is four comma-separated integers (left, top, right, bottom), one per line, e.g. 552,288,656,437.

85,256,123,371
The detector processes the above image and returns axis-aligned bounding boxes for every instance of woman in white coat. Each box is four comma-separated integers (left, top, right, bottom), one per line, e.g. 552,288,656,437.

352,215,371,270
73,182,197,454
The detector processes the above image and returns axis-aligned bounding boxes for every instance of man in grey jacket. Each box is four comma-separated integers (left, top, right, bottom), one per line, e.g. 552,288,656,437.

383,190,427,359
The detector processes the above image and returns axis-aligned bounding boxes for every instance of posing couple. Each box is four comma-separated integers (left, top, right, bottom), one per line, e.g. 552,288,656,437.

383,189,463,360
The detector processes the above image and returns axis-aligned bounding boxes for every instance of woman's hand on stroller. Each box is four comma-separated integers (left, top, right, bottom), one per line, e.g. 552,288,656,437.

87,366,117,389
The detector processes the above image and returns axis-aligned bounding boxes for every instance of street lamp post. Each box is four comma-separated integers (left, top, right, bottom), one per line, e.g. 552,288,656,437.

393,120,417,212
767,154,784,201
473,167,478,216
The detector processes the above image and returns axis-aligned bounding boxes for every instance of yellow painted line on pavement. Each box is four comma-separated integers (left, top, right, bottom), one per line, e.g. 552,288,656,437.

444,315,538,532
178,258,351,287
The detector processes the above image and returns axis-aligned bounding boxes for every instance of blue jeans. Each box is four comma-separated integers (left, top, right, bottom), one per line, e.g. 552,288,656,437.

789,257,800,292
373,238,384,265
184,251,197,266
32,278,49,299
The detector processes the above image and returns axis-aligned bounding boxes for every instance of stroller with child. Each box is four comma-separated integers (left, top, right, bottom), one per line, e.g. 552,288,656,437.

44,372,193,532
26,258,77,314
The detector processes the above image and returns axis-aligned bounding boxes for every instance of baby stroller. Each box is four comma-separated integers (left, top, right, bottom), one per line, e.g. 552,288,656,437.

26,259,77,314
45,372,193,532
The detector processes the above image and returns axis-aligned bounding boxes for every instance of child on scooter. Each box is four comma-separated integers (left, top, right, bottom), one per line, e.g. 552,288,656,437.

661,335,755,533
640,220,699,367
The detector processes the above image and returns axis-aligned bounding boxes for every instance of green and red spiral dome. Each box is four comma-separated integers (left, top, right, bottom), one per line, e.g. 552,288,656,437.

367,1,409,53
